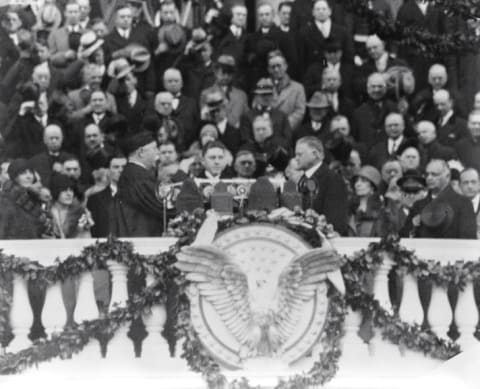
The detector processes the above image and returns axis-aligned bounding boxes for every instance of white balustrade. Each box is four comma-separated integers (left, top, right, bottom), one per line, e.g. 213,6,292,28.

42,281,67,337
399,273,424,325
74,271,98,322
427,284,453,339
373,251,394,312
454,281,479,350
8,275,33,352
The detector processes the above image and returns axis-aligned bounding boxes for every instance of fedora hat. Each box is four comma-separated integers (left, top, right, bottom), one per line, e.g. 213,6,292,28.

40,4,62,29
107,57,135,80
353,165,382,189
397,169,426,193
307,92,331,109
128,44,151,73
254,78,274,95
421,201,454,233
190,27,209,50
163,24,187,49
216,54,236,69
78,30,104,58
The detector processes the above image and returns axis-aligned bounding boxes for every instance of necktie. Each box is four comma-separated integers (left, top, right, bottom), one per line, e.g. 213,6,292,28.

129,93,136,107
298,174,307,193
390,139,397,154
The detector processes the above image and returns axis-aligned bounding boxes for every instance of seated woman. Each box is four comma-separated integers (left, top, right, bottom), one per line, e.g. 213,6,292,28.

347,165,386,237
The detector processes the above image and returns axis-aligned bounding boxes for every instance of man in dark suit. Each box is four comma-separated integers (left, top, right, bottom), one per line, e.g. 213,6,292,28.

197,140,235,179
297,0,353,75
433,89,469,147
163,68,200,148
352,72,397,148
368,112,411,169
455,111,480,174
459,168,480,239
402,159,476,239
112,131,164,237
87,154,127,237
417,120,457,163
293,91,332,145
244,3,297,90
0,10,21,78
295,136,348,235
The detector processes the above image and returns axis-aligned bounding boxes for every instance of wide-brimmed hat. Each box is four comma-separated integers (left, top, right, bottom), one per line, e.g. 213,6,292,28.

353,165,382,189
79,30,104,58
128,44,150,73
254,78,274,95
307,92,330,109
107,57,135,79
40,4,62,29
421,201,454,233
191,27,208,50
397,169,426,193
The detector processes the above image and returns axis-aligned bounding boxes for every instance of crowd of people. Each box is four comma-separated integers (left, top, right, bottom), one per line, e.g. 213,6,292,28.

0,0,479,241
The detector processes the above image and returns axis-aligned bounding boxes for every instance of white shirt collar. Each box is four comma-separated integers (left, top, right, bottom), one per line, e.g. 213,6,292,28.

205,170,220,180
388,136,403,153
375,52,389,72
216,118,228,135
279,25,289,32
129,160,147,169
230,25,242,37
417,0,429,15
305,161,322,178
472,194,480,213
9,33,18,45
315,19,331,37
110,184,118,197
440,110,454,126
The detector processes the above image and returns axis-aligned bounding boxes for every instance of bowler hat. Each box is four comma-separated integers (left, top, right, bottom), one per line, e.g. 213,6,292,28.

254,78,274,95
306,92,331,109
353,165,382,189
397,169,426,193
421,201,454,233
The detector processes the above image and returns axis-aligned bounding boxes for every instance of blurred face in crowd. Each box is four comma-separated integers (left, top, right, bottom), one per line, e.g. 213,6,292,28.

460,169,480,199
44,125,63,153
425,160,450,194
384,113,405,139
322,70,341,92
160,2,177,24
3,11,22,33
90,48,105,65
428,65,447,90
345,150,362,178
312,0,331,23
231,5,247,28
309,107,329,122
278,4,291,27
84,124,104,149
199,42,212,64
255,93,274,108
354,176,374,197
365,35,385,61
163,69,183,95
367,73,387,101
381,160,402,183
399,148,421,171
325,49,342,65
257,4,274,28
32,67,51,92
215,65,234,86
158,143,178,164
109,157,127,184
90,91,108,114
63,159,81,180
155,92,174,116
115,7,133,29
77,0,91,21
203,146,226,176
285,158,303,184
156,126,169,144
234,152,256,178
474,92,480,111
36,43,50,63
85,66,103,89
268,55,288,80
57,187,75,206
330,116,350,137
15,169,35,188
65,3,81,26
433,90,452,116
123,71,137,93
38,93,48,115
252,117,273,143
128,0,143,19
200,125,218,146
92,20,108,38
295,141,323,170
139,141,160,169
417,121,436,145
468,112,480,140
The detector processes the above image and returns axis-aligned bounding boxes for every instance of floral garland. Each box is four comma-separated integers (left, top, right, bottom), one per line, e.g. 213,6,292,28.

0,210,473,386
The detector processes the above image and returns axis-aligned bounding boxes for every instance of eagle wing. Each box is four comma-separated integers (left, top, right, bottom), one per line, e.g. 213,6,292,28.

175,244,253,345
273,248,341,345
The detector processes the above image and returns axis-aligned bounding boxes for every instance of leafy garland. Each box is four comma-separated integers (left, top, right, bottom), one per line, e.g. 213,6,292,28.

0,208,473,387
345,0,480,56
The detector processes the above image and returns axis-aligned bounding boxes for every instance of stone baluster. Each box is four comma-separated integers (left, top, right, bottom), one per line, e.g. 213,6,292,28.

141,273,168,359
42,281,67,337
373,251,394,312
8,275,33,351
427,284,452,339
74,271,99,322
454,280,479,350
104,260,132,360
399,273,424,325
339,306,369,372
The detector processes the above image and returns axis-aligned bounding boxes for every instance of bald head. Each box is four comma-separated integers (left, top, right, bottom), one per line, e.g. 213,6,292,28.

365,35,385,61
163,68,183,94
417,120,437,145
433,89,453,115
84,123,104,149
428,64,447,90
367,72,387,100
43,124,63,153
155,91,174,116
